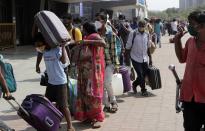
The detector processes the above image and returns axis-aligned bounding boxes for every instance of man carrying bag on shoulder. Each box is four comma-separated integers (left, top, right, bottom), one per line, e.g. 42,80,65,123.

125,20,152,96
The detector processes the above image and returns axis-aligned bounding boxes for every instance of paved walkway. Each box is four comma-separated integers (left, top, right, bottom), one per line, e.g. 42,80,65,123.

0,34,189,131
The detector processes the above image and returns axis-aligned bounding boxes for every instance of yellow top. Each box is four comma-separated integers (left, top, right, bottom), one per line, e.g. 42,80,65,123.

68,28,82,42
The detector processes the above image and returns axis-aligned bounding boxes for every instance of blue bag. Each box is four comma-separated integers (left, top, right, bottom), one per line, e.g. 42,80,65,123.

0,60,17,93
115,35,122,58
68,78,77,115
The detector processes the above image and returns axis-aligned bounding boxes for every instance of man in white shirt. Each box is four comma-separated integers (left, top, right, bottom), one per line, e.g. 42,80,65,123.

171,18,178,35
126,20,152,96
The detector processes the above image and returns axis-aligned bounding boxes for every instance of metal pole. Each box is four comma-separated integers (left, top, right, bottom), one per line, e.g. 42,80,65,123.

11,0,16,48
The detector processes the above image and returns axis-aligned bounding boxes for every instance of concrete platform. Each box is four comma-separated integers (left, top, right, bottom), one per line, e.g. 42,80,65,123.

0,34,190,131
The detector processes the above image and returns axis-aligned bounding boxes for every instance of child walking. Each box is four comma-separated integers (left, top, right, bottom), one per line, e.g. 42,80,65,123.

35,33,75,131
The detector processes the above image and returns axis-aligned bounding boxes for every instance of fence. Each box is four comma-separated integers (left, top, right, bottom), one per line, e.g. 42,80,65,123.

0,23,16,50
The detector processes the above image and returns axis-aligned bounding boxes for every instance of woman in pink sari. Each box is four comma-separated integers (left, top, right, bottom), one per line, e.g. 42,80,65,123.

74,22,105,128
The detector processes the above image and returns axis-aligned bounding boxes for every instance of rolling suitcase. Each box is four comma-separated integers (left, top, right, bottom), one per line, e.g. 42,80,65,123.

119,66,131,92
35,10,71,48
5,94,63,131
147,66,162,90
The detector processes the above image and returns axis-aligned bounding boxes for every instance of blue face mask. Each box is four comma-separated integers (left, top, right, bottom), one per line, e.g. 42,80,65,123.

188,25,198,36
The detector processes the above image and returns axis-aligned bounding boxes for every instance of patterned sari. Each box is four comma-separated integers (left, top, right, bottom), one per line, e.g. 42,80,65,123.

74,33,105,122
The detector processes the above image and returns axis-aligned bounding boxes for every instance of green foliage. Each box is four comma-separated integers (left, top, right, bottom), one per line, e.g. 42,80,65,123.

148,5,205,21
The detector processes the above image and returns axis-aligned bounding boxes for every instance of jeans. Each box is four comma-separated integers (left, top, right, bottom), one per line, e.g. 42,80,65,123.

131,59,148,91
156,33,161,47
103,64,117,107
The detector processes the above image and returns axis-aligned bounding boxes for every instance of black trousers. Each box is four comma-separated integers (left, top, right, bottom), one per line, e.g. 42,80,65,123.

183,100,205,131
131,59,148,91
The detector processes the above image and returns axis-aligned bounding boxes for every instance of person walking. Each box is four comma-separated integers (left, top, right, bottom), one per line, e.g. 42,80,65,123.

74,22,106,129
62,13,82,79
0,55,14,130
173,10,205,131
35,33,75,131
154,19,163,48
126,20,152,96
95,13,120,113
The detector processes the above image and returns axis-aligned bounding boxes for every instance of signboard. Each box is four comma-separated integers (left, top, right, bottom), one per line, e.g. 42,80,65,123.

138,0,145,5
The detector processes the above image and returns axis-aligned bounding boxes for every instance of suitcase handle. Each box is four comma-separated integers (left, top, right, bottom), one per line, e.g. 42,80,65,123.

45,116,54,127
168,65,181,85
168,64,183,113
4,94,30,117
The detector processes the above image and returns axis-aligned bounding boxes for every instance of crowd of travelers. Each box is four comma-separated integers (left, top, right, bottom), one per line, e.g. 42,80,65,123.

1,9,205,131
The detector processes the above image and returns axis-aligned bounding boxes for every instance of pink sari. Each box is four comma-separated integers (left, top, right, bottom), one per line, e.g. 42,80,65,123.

74,33,105,122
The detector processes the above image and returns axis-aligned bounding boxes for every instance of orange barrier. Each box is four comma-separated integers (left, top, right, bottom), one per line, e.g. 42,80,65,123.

0,23,16,50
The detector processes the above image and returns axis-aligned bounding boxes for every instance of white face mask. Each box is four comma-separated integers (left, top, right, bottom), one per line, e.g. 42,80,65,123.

95,21,102,30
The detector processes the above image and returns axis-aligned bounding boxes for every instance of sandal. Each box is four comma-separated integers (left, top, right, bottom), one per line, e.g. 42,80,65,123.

141,90,148,97
82,119,92,124
103,106,111,112
67,127,75,131
110,103,118,113
91,120,101,129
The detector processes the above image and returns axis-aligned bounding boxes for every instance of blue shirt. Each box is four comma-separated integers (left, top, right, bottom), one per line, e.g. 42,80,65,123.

43,47,67,85
154,22,162,35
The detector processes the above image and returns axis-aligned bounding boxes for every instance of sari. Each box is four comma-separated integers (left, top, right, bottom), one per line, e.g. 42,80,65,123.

74,33,105,122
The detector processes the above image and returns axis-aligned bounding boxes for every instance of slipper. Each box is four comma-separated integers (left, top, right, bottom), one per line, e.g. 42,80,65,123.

103,106,111,112
141,90,148,97
110,103,118,113
67,127,75,131
82,119,92,124
92,121,101,129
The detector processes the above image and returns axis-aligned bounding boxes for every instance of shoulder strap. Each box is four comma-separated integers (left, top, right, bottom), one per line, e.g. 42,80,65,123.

147,33,150,47
72,28,76,41
131,31,136,49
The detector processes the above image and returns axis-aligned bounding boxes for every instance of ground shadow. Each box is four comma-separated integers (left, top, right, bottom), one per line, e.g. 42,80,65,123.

60,121,92,131
116,92,136,99
134,91,157,98
1,108,16,113
17,78,40,83
20,127,35,131
116,91,157,99
0,114,20,121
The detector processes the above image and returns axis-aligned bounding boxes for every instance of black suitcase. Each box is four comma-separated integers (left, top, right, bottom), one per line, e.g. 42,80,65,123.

147,66,162,90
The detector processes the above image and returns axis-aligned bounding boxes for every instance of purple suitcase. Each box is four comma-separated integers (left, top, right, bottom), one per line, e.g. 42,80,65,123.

6,94,63,131
35,10,71,48
18,94,63,131
119,66,131,92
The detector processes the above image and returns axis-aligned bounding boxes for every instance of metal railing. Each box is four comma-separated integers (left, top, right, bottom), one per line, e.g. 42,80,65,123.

0,23,16,50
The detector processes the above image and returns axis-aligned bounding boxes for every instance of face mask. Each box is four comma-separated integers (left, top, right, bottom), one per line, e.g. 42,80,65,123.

95,21,102,30
36,45,45,53
188,25,198,36
138,27,145,33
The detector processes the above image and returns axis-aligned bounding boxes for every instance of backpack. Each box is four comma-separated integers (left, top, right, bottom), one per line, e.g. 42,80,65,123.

124,31,136,66
0,59,17,93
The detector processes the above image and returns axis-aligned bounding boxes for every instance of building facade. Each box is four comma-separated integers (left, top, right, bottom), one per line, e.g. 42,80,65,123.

180,0,205,10
67,0,148,20
0,0,147,46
